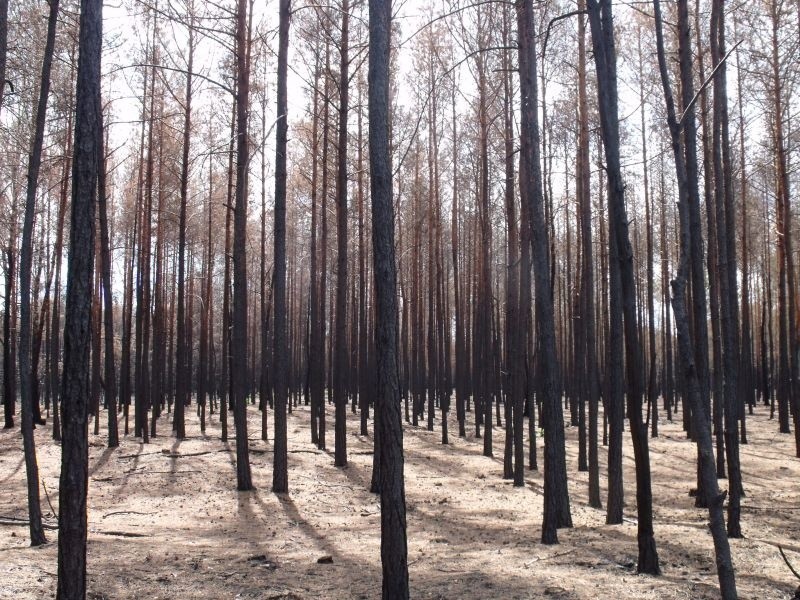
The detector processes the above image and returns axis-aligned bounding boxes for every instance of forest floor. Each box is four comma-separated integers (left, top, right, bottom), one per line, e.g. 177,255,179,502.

1,399,799,599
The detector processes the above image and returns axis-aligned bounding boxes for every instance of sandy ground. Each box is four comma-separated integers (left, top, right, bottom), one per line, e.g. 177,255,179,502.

1,398,799,599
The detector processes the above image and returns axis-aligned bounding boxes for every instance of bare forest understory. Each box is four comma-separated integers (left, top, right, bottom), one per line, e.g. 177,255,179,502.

2,400,799,599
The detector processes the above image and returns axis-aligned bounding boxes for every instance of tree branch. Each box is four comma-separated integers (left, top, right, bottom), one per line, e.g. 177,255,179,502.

110,63,235,97
543,10,587,62
779,546,800,582
678,39,742,126
399,0,515,48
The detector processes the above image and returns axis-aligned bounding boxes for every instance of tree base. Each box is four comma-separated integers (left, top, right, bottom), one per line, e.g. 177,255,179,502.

637,535,660,575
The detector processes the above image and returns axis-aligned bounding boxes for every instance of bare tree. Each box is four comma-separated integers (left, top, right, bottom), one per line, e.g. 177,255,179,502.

57,0,103,594
232,0,253,491
651,0,736,594
18,0,61,547
517,0,572,544
586,0,659,574
369,0,409,595
272,0,290,494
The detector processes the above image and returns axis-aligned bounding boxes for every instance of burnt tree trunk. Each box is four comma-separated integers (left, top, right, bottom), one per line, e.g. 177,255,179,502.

652,0,737,594
577,0,601,508
517,0,572,544
18,0,61,547
334,0,351,467
57,0,102,594
174,13,196,441
368,0,409,594
587,0,659,574
272,0,290,494
232,0,253,491
97,115,118,447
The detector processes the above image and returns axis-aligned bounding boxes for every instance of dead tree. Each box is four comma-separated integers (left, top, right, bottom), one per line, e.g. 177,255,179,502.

57,0,103,594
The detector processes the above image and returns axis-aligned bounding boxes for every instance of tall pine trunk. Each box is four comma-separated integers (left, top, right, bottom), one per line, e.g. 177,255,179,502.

18,0,61,548
587,0,659,573
517,0,572,544
272,0,290,494
57,0,102,593
232,0,253,491
368,1,409,594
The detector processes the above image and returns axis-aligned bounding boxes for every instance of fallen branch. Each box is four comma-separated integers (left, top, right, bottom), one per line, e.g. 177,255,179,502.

161,450,226,458
117,450,165,460
436,567,469,573
41,480,57,517
123,469,202,475
94,530,150,538
0,516,59,530
102,511,155,519
523,549,575,567
295,474,354,490
779,546,800,581
250,448,321,455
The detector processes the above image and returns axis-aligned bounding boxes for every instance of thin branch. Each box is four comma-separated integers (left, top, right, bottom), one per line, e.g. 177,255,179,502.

291,3,368,25
779,546,800,581
543,10,587,61
394,45,516,176
110,63,235,96
399,0,515,47
41,480,56,517
678,40,742,126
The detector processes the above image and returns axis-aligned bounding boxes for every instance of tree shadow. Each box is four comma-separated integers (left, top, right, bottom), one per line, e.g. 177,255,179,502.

88,446,117,477
0,455,24,485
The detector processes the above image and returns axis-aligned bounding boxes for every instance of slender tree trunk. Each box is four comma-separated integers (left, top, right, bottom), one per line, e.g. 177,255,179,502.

272,0,290,494
150,124,166,435
735,21,754,431
587,0,659,573
18,0,61,547
57,0,102,593
174,14,195,441
659,156,673,424
259,65,270,441
221,97,236,442
479,49,493,456
135,32,157,444
517,0,572,544
357,84,370,437
3,235,16,430
502,25,520,480
32,205,53,427
637,28,658,439
577,0,601,508
334,0,351,467
652,1,737,593
309,52,321,445
450,80,466,439
317,33,331,450
232,0,253,491
770,0,797,451
50,134,71,440
91,235,101,435
710,0,742,535
97,116,118,447
697,5,724,481
369,1,409,594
